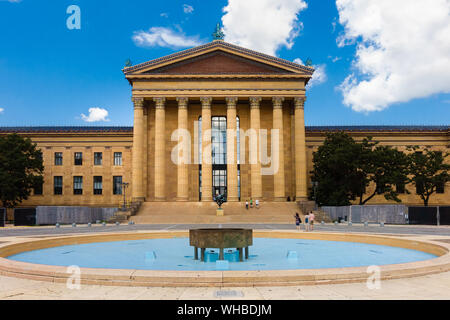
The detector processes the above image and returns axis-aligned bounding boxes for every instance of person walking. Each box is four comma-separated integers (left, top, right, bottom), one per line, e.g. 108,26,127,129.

255,199,259,209
309,211,315,231
304,213,310,232
245,200,249,210
250,198,253,208
294,213,301,231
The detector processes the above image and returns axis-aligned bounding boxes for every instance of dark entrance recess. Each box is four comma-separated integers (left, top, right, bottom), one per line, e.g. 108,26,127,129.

408,207,437,225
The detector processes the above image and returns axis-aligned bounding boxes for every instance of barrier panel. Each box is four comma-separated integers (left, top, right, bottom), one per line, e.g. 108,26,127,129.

440,207,450,225
321,205,407,224
14,208,37,226
408,207,438,225
0,208,5,227
36,206,118,225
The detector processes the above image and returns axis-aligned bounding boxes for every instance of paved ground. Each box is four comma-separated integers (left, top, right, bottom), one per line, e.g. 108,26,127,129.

1,223,450,300
1,222,450,237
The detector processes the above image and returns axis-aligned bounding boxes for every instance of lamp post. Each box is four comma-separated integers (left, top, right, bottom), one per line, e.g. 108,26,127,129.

121,182,129,211
312,181,319,210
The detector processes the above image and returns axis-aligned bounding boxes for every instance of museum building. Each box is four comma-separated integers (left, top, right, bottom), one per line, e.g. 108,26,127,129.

0,40,448,211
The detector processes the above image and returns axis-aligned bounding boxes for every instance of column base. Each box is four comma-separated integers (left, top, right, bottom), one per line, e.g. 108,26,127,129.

273,197,286,202
296,196,309,202
154,197,166,202
132,197,145,202
201,199,212,202
176,197,189,201
227,196,239,202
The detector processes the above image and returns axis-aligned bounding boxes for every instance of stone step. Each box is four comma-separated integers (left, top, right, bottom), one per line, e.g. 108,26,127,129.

132,201,304,224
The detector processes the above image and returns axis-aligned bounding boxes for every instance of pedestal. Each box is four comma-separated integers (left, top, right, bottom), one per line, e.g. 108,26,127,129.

216,208,224,216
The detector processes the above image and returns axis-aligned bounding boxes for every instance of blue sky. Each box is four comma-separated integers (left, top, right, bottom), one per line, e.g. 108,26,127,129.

0,0,449,126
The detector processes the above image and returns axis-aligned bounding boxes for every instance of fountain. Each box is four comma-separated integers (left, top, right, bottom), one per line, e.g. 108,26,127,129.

189,228,253,262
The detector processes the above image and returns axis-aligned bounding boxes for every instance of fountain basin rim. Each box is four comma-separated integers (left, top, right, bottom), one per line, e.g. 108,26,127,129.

0,230,449,287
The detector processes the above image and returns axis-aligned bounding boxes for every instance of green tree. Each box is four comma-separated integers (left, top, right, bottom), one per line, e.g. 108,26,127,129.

356,140,410,205
311,132,363,206
0,134,44,208
407,147,449,206
311,132,410,206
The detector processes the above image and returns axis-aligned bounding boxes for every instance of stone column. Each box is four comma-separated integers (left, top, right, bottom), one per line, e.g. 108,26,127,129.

201,97,213,201
154,97,166,201
226,97,238,201
249,97,262,200
294,97,308,201
176,97,189,201
131,97,145,201
272,97,285,201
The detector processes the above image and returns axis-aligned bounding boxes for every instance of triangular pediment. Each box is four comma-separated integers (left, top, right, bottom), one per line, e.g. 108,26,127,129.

143,51,291,74
124,40,314,76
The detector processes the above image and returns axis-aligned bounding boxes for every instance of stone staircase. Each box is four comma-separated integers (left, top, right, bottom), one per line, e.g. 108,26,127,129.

131,201,304,224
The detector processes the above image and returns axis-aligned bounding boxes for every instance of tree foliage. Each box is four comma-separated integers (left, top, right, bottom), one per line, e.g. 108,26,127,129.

0,134,44,208
407,146,449,206
311,132,410,206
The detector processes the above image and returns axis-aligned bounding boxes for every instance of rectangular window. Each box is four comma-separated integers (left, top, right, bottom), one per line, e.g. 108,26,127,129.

33,182,43,195
396,183,406,194
437,181,445,194
54,152,63,166
93,176,103,195
113,176,122,195
73,176,83,195
114,152,122,166
74,152,83,165
54,176,63,195
94,152,102,166
416,182,424,194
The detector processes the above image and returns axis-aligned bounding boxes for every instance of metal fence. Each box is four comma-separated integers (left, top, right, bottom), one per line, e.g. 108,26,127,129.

36,206,118,225
320,205,408,224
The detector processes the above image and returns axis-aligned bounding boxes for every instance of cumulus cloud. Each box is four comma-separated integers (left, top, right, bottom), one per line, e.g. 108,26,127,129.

132,27,203,49
336,0,450,112
221,0,308,56
81,107,110,122
183,4,194,14
294,58,327,89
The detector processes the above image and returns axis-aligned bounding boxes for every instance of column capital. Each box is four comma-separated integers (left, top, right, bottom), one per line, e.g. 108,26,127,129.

153,97,166,109
294,97,306,109
272,97,285,109
225,97,238,109
132,97,144,109
176,97,189,109
200,97,213,108
249,97,262,109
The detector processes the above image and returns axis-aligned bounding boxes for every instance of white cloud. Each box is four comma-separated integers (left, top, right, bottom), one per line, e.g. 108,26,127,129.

81,107,110,122
0,108,4,114
336,0,450,112
160,13,168,18
294,58,327,89
183,4,194,14
221,0,308,56
132,27,203,49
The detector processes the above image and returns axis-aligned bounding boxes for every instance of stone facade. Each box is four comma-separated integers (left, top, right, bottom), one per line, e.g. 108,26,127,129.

0,41,448,209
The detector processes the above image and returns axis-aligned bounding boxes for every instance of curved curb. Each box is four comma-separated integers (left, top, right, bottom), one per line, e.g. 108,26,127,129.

0,230,449,287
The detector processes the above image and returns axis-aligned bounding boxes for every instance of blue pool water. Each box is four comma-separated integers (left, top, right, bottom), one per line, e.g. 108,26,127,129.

8,238,436,271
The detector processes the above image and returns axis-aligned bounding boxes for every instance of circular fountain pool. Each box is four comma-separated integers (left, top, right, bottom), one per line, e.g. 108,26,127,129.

7,237,437,271
1,231,449,286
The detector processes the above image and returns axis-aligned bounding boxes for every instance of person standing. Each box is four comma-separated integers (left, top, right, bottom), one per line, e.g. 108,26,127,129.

255,199,259,209
250,198,253,208
245,200,249,210
304,213,310,232
309,211,315,231
294,213,301,231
